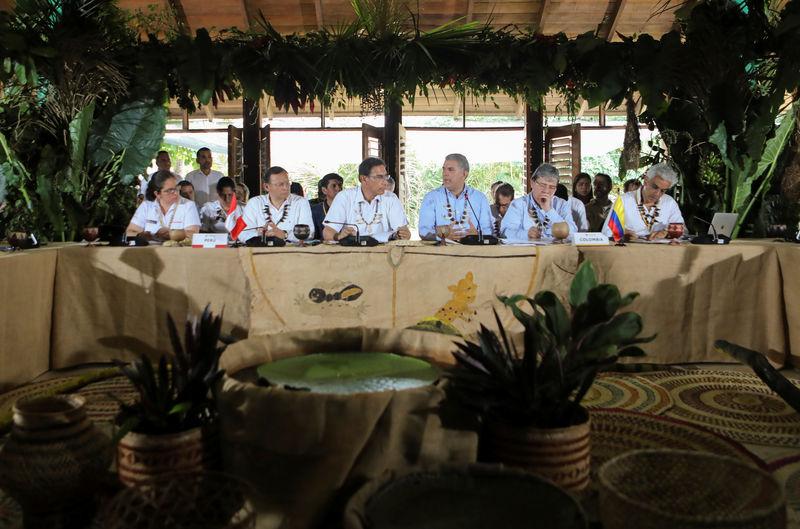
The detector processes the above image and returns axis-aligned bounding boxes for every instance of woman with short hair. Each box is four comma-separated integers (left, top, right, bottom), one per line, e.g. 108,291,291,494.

126,170,201,241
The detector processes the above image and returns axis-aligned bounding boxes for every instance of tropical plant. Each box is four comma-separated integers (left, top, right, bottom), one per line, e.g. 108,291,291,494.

112,305,226,442
444,260,654,429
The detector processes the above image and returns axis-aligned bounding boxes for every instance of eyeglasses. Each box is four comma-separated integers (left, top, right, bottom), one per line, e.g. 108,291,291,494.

532,180,558,192
160,187,179,195
369,173,389,180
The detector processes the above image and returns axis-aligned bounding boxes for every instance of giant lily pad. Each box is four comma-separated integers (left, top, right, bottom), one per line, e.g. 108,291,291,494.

256,352,439,395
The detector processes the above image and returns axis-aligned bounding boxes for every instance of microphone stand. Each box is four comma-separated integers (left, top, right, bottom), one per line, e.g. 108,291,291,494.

324,221,379,247
461,190,499,245
691,216,730,245
243,226,286,247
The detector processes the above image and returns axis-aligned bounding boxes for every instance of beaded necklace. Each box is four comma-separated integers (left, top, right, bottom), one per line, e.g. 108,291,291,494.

443,187,471,228
355,198,383,234
526,195,550,231
157,200,178,230
636,188,660,231
263,196,290,226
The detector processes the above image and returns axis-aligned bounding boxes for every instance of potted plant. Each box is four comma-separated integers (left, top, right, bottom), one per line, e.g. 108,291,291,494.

443,260,654,492
112,304,227,486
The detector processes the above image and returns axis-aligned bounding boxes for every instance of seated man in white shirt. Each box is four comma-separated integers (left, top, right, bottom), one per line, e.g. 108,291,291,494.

417,153,494,241
500,163,578,240
322,157,411,243
200,177,242,233
601,162,684,241
240,166,314,243
126,170,201,241
556,183,588,232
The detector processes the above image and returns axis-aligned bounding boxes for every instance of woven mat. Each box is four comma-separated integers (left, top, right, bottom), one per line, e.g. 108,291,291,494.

0,368,121,430
640,370,800,446
589,408,765,475
581,374,672,414
768,454,800,526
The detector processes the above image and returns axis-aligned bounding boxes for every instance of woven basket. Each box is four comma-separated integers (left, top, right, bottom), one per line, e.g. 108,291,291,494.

598,449,786,529
96,470,260,529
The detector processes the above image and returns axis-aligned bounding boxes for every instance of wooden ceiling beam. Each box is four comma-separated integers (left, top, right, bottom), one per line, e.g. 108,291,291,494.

313,0,324,29
239,0,252,30
603,0,627,41
167,0,191,35
535,0,551,33
466,0,474,22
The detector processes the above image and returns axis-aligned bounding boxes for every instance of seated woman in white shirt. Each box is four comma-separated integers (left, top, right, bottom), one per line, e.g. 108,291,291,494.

126,170,201,242
200,177,241,233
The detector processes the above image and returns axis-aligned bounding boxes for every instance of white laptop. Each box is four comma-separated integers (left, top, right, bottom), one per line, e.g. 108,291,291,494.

709,213,738,238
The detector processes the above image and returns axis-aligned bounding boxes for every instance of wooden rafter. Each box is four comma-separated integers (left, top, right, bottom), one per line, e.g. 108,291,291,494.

167,0,190,35
535,0,551,33
313,0,324,29
238,0,251,30
466,0,474,22
603,0,627,41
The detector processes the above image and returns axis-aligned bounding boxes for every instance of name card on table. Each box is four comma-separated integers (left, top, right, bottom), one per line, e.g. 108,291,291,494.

572,232,610,246
191,233,228,248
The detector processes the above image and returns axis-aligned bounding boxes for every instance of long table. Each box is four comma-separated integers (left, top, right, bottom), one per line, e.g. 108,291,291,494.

2,240,797,391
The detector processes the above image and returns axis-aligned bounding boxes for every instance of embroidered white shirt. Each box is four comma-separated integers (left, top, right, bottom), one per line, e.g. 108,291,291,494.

500,194,577,240
601,189,684,238
323,186,408,243
129,198,201,235
240,193,314,242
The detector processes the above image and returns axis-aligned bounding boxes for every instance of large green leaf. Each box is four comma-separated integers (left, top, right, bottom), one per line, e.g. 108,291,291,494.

69,101,95,181
534,291,569,343
87,100,167,182
755,103,796,178
568,260,597,308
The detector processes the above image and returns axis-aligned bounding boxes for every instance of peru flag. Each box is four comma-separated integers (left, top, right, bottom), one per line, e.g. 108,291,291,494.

225,193,246,240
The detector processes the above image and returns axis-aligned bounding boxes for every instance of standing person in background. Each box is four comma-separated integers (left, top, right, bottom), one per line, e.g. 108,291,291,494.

138,150,172,201
185,147,224,206
311,173,343,239
585,173,614,232
572,172,593,205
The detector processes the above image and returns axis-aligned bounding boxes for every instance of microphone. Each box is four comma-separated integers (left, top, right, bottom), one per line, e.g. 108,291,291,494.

323,221,379,247
241,226,286,247
691,216,730,245
461,190,499,246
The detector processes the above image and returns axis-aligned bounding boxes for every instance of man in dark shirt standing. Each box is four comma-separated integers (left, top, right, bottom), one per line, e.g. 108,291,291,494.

311,173,343,239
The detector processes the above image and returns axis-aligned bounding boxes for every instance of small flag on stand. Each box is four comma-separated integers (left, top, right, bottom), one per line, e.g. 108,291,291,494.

225,193,246,240
607,197,625,242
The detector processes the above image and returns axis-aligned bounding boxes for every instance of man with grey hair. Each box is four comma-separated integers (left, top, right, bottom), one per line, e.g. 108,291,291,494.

384,175,396,196
602,162,684,240
418,153,493,241
500,163,577,240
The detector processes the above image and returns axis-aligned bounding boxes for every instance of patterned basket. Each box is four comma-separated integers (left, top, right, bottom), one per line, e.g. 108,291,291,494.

598,449,786,529
96,470,260,529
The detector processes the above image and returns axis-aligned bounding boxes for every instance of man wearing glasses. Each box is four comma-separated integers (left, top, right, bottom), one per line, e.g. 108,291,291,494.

239,166,314,242
323,157,410,243
500,163,577,241
602,163,684,241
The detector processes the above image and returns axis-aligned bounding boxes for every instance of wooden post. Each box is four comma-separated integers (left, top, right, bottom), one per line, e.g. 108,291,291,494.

525,103,544,192
242,98,261,197
383,100,402,192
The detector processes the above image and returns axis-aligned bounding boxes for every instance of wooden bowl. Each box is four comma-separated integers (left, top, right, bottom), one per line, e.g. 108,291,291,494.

169,229,186,242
